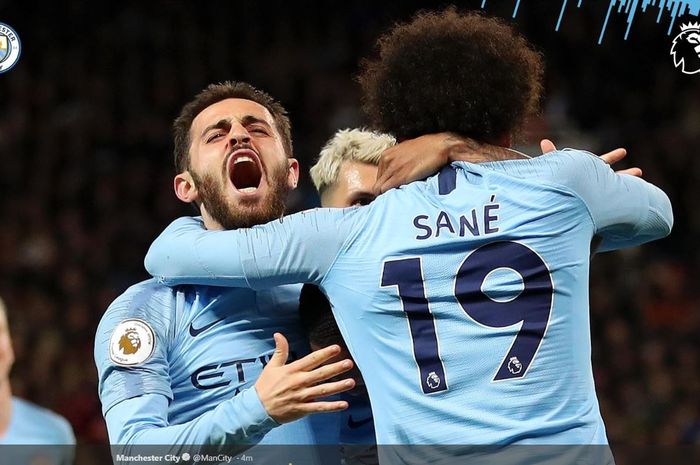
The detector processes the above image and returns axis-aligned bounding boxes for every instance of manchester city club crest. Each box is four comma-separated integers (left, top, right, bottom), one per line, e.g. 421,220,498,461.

0,34,8,62
671,21,700,75
0,23,20,73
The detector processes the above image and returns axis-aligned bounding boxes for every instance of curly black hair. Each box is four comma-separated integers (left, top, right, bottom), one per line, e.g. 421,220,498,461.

358,8,544,143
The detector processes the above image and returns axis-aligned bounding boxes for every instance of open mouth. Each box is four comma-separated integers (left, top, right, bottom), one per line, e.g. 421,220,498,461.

228,151,263,194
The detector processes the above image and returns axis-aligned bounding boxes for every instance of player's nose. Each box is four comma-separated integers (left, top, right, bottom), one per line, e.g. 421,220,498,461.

228,125,251,148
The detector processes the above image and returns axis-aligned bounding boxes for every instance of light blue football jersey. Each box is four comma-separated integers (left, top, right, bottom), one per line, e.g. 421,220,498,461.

94,279,334,447
308,393,377,465
0,397,75,465
1,397,75,445
308,392,375,445
145,150,673,446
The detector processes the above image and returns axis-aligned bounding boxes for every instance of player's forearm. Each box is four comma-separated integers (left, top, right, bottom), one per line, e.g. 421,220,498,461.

596,177,673,252
145,216,249,287
146,211,348,289
108,389,278,448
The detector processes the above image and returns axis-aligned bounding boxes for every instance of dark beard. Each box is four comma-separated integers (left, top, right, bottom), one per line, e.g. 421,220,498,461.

192,163,289,230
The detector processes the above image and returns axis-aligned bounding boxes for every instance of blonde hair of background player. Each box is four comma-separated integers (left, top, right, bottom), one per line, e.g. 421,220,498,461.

310,128,395,196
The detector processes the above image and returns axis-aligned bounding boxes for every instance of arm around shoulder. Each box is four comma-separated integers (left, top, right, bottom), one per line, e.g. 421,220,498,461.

145,209,358,289
553,149,673,252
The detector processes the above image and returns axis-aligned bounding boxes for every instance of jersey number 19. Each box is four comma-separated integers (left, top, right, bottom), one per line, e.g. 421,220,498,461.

381,241,554,394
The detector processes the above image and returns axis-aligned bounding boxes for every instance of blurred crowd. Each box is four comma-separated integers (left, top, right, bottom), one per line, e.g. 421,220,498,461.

0,1,696,446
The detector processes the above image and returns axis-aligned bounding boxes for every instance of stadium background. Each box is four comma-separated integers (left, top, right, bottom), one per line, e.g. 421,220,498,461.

0,0,697,447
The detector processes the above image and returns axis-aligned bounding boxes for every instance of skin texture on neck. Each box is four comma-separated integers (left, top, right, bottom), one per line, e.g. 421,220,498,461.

199,205,224,231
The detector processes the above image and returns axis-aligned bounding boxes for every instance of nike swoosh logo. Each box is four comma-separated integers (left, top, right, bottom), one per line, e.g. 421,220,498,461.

189,317,225,337
347,415,373,429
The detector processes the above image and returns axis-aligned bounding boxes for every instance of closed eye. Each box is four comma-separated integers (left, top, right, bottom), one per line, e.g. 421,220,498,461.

249,126,269,135
206,132,225,143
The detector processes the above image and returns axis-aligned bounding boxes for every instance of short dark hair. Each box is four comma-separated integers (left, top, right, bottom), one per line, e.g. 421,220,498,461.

298,284,345,348
358,8,544,143
172,81,293,172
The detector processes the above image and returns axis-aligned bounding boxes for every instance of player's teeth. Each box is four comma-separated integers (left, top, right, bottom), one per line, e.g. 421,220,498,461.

239,187,257,193
234,156,253,164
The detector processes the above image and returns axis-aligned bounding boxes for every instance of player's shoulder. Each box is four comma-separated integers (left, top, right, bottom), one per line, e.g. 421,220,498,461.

476,148,604,179
101,278,177,322
536,148,606,174
95,280,180,379
534,149,616,201
488,148,609,195
95,279,178,354
11,397,76,444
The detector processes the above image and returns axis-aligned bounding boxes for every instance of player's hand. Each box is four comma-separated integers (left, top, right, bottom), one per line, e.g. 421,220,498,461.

540,139,642,177
254,333,355,424
373,133,453,195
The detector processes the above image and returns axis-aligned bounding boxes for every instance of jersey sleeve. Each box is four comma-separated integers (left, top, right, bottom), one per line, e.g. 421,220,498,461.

542,150,673,252
106,390,278,446
145,209,362,289
96,283,280,447
94,282,175,415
